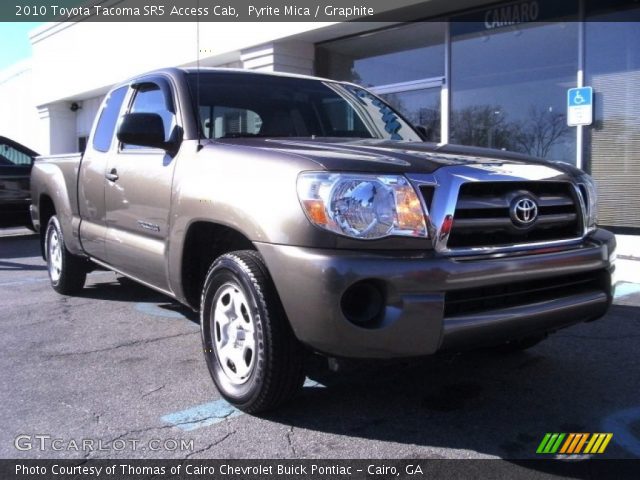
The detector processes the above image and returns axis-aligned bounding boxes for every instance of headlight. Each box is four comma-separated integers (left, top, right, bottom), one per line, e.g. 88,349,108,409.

578,174,598,230
297,173,427,239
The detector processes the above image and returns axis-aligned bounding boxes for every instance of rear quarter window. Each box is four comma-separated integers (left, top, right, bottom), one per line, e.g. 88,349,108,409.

0,142,33,166
92,86,128,152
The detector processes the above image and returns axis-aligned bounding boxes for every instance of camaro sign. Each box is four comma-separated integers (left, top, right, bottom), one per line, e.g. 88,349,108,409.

483,1,540,30
451,0,578,36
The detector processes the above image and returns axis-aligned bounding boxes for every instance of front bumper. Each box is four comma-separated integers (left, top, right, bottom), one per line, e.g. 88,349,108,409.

257,229,616,358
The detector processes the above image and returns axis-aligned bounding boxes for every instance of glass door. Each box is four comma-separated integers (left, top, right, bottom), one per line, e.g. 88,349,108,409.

316,22,446,143
372,80,442,143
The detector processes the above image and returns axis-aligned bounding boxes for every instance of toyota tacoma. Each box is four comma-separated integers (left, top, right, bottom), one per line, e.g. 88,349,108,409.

31,68,616,412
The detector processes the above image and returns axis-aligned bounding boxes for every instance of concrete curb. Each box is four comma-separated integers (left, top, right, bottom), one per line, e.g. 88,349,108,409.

616,235,640,260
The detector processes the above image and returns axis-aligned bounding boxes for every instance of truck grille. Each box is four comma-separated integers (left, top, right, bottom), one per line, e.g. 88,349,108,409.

444,270,607,318
447,182,582,248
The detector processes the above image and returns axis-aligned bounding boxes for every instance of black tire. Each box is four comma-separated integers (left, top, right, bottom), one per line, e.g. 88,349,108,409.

44,216,87,295
200,250,305,413
495,334,547,354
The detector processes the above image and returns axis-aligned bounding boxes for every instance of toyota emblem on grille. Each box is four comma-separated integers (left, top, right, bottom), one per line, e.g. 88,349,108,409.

510,196,538,227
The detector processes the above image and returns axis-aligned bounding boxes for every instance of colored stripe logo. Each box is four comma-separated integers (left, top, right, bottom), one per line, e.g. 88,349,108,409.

537,433,613,454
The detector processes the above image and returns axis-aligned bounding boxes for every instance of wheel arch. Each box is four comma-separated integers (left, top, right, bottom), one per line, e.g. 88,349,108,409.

178,220,257,309
31,161,82,257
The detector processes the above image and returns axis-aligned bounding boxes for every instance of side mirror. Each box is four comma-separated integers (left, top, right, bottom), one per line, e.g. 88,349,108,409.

117,113,171,150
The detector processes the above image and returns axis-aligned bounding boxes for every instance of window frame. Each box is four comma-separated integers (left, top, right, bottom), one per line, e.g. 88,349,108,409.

118,76,181,154
91,86,128,154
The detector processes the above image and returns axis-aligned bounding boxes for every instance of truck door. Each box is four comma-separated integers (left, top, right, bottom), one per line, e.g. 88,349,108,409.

78,86,128,261
104,79,179,291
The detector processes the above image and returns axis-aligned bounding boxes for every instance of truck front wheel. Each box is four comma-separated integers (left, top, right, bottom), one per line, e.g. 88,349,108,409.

200,250,305,413
45,216,87,295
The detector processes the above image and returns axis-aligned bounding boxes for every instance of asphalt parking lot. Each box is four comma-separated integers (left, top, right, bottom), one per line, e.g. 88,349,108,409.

1,227,640,461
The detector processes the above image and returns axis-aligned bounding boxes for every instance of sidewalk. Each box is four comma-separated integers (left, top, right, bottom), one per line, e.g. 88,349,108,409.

616,235,640,285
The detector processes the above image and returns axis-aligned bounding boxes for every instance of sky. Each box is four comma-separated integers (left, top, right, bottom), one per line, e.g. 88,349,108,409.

0,22,44,70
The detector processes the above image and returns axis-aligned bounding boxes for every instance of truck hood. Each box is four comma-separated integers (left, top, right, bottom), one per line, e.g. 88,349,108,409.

214,138,580,177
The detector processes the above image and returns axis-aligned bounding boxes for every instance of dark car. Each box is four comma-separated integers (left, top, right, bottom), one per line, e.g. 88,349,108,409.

0,136,38,228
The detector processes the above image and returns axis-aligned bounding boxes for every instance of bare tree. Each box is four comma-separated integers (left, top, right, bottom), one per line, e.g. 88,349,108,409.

511,106,569,158
450,104,569,159
415,107,440,142
451,105,514,150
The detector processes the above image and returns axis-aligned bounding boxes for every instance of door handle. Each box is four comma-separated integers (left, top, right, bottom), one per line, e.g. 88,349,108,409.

105,169,119,182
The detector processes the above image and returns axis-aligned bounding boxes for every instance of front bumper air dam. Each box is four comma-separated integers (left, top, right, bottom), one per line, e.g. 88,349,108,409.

256,229,616,358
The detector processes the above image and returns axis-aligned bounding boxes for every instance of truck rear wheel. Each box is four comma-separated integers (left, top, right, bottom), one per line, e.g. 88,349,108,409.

45,216,87,295
200,250,305,413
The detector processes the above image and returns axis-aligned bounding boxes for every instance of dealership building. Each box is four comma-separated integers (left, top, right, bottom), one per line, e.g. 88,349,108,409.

0,0,638,231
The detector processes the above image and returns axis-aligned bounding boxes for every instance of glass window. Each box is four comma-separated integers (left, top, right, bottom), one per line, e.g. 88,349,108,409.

316,23,445,87
123,84,175,149
451,21,578,163
585,8,640,229
381,88,441,142
319,96,371,138
187,73,421,141
92,86,127,153
199,106,262,139
0,142,33,166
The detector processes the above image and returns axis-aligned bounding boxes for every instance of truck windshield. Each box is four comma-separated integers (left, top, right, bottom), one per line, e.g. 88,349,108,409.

187,72,421,142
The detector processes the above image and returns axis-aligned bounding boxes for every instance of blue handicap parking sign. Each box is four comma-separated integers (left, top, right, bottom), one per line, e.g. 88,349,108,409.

567,87,593,126
568,87,593,107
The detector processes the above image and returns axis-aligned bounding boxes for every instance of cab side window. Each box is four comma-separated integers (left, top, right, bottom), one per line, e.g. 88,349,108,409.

122,84,174,150
0,142,33,166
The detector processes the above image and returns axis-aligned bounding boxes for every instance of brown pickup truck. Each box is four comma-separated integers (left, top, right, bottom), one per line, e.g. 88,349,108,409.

31,68,616,413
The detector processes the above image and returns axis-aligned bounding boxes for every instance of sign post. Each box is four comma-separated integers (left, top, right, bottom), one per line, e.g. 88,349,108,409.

567,87,593,126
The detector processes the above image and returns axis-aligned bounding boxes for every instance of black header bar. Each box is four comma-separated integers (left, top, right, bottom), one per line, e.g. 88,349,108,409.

2,459,640,480
3,0,639,22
